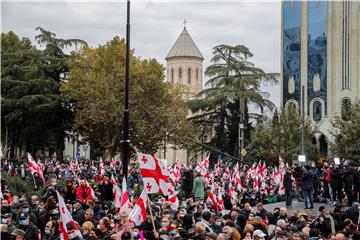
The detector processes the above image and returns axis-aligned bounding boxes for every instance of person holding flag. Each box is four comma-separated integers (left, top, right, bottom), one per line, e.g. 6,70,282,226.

27,153,46,189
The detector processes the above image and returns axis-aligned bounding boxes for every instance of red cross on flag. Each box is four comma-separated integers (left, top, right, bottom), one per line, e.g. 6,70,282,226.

99,157,105,176
129,188,147,226
120,176,132,215
137,153,174,196
56,191,82,240
110,158,116,169
207,185,219,211
27,153,46,187
217,188,225,211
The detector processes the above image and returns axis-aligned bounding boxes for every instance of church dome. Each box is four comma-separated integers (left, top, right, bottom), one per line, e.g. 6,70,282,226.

166,27,204,61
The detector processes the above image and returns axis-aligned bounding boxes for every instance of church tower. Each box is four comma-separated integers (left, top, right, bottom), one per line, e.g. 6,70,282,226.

161,23,204,164
165,23,204,96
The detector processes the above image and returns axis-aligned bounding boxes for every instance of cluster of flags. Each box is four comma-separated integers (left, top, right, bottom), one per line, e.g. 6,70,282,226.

24,152,299,237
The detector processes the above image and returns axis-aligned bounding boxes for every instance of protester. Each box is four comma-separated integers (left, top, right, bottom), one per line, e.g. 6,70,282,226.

2,154,360,240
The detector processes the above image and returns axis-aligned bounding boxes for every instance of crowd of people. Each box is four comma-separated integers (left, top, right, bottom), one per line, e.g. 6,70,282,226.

1,156,360,240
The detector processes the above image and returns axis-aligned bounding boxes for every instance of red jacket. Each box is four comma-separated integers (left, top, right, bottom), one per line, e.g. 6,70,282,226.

76,184,92,203
325,168,331,183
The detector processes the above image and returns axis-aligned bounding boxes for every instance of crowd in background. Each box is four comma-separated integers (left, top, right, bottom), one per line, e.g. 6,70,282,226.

1,156,360,240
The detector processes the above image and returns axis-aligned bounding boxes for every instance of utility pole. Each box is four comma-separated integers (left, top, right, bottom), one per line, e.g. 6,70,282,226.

122,0,130,178
301,85,305,156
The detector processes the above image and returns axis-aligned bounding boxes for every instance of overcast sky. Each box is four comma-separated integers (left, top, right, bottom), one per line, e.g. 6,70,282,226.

2,0,281,107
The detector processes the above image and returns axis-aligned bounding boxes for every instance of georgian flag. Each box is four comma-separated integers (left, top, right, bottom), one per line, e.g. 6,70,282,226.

129,188,147,226
137,153,174,196
99,157,105,176
27,153,46,186
247,162,256,179
110,174,118,186
120,176,132,215
113,184,122,209
207,185,219,211
56,191,82,240
110,158,116,169
217,188,225,211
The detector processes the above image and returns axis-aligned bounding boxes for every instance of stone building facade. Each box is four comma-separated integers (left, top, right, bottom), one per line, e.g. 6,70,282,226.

281,1,360,157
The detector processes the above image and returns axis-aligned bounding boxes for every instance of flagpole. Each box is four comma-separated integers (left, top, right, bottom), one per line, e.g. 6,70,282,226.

147,198,156,231
122,0,131,178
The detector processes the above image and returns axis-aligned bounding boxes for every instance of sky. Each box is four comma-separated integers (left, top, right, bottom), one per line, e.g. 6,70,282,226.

1,0,281,107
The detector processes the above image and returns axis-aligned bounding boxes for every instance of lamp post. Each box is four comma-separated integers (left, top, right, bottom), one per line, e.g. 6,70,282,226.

122,0,130,178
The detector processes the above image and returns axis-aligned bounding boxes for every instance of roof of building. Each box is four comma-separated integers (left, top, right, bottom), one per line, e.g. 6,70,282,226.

166,27,204,61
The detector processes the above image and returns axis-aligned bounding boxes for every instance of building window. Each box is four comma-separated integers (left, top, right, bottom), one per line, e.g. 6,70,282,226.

341,98,351,121
313,101,322,123
188,68,191,84
196,69,199,81
171,68,174,83
179,67,182,81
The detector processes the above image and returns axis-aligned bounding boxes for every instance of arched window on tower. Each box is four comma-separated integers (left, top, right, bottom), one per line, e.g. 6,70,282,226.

196,69,199,81
313,101,322,123
179,67,182,81
341,98,351,121
188,68,191,84
171,68,174,83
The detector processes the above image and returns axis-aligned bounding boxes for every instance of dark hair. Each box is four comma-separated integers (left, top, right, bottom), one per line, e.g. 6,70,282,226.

309,228,320,237
101,217,111,229
202,211,211,221
224,220,236,228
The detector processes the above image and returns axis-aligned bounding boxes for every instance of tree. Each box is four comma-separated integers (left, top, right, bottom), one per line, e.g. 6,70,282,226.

1,29,85,159
330,100,360,164
61,36,194,159
188,44,277,157
249,105,319,165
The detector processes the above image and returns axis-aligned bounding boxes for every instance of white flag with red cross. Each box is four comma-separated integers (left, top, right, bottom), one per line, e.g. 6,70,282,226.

113,184,122,209
129,188,147,226
56,191,82,240
217,188,225,211
168,193,179,211
207,185,219,211
247,162,256,179
110,174,118,186
137,153,174,196
27,153,46,186
110,158,116,169
99,158,105,176
120,176,132,215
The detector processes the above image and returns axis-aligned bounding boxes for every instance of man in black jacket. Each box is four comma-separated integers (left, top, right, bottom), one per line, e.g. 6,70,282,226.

98,175,114,203
330,164,343,205
301,165,315,209
343,160,356,206
284,168,293,208
72,202,85,226
18,212,40,240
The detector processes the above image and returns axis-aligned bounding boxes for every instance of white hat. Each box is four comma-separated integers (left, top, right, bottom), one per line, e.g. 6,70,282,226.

253,230,266,238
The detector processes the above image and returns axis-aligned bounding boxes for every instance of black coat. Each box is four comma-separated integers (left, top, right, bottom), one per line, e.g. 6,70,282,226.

20,222,39,240
98,182,114,201
346,206,359,224
301,170,315,191
284,173,293,191
330,168,343,189
73,208,85,226
343,166,356,185
63,189,76,203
